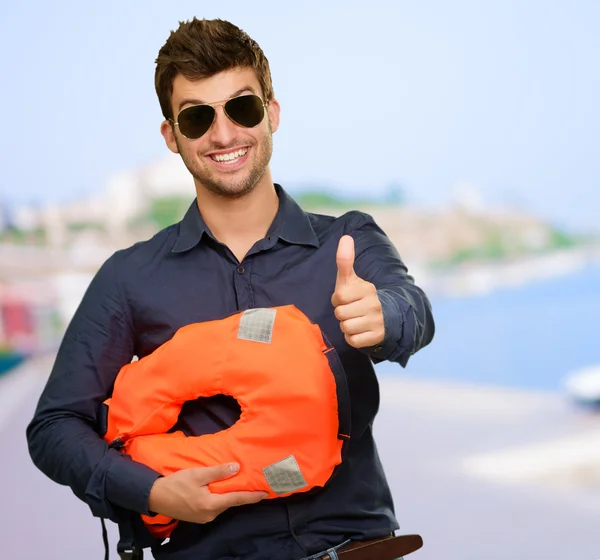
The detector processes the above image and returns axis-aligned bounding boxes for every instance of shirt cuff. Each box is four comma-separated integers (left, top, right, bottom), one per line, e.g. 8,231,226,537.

361,288,405,363
85,450,162,520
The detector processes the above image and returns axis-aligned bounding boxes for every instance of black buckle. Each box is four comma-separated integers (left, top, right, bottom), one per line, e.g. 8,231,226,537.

101,510,146,560
117,510,144,559
117,544,143,559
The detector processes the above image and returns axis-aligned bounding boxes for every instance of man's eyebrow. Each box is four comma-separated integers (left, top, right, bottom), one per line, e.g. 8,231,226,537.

176,86,258,113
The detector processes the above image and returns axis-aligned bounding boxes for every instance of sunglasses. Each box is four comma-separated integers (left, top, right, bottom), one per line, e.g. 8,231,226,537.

170,94,267,139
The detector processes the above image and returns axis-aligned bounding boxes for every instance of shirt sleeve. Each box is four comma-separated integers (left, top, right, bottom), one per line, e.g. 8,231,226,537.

26,253,161,522
347,212,435,367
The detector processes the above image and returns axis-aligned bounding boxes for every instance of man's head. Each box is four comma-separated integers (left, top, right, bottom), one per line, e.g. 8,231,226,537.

156,18,280,198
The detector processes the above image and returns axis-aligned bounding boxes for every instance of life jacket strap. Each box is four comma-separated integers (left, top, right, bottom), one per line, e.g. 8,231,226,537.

117,511,144,559
117,546,143,560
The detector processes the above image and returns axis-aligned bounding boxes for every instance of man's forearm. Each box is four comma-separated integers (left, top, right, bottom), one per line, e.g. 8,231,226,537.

27,411,160,521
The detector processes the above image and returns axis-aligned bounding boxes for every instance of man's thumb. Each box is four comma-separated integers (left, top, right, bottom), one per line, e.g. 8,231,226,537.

196,463,240,485
336,235,356,286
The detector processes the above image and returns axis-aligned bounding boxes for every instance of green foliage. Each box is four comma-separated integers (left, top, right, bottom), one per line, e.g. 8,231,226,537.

444,232,508,266
294,191,354,209
432,226,586,269
0,227,47,244
148,196,191,230
66,222,105,233
547,228,578,249
294,187,404,211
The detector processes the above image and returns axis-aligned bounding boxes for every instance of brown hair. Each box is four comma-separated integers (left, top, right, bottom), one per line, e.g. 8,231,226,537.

155,18,274,120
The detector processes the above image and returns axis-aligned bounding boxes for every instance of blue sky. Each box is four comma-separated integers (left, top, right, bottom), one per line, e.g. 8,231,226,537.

1,0,598,232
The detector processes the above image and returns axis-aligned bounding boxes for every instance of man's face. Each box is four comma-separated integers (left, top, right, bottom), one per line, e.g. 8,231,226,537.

161,67,280,198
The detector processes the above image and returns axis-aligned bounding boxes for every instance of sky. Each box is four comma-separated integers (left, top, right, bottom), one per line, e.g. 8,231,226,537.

0,0,599,232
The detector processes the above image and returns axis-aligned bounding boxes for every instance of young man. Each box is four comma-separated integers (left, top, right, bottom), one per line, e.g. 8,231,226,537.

27,18,434,560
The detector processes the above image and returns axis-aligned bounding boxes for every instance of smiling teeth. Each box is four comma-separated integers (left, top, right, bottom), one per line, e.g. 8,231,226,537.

212,148,248,162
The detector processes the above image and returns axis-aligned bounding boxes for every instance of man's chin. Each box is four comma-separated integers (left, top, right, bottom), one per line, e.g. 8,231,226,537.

196,177,256,199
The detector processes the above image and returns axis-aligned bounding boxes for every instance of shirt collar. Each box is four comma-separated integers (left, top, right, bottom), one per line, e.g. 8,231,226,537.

171,184,320,253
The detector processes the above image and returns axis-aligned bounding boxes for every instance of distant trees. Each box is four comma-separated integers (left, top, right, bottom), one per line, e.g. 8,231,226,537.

147,196,191,230
293,182,406,211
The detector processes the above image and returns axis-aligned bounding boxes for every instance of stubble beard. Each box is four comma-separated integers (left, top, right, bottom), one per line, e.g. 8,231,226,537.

176,121,274,200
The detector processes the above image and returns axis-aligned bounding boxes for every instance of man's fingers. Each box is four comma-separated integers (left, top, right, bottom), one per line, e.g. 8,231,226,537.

344,331,380,348
333,299,367,321
338,317,366,336
210,490,270,512
192,463,240,485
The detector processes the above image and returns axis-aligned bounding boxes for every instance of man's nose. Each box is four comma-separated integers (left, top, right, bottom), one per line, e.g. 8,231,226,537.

207,106,237,147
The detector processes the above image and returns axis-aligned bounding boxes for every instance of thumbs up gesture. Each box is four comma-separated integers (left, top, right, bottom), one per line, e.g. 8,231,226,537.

331,235,385,349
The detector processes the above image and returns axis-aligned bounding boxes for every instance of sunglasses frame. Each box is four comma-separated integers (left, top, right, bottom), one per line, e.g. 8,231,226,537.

169,94,268,139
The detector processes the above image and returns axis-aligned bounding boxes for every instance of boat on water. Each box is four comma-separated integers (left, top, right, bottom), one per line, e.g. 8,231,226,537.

564,364,600,406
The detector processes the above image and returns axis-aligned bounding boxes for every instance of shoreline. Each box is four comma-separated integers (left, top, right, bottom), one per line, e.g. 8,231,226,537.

3,354,600,559
419,244,600,299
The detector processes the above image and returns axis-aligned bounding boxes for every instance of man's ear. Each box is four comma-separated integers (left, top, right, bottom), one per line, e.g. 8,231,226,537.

160,120,179,154
267,98,280,134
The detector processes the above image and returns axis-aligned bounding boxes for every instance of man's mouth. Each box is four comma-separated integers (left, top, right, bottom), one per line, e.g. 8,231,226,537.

209,147,249,165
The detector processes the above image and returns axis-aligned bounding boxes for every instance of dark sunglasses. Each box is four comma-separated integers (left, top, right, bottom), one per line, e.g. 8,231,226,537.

170,94,267,139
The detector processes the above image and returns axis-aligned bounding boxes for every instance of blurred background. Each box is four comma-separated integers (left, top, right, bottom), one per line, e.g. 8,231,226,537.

0,1,599,558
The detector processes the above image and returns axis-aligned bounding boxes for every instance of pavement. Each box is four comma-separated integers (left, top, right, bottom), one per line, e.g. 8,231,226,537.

1,356,599,559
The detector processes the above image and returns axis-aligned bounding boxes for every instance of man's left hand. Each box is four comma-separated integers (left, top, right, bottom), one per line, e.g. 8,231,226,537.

331,235,385,349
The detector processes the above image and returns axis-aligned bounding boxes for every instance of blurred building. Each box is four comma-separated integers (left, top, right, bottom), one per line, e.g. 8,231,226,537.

3,153,596,305
105,153,194,240
0,279,61,355
7,153,194,248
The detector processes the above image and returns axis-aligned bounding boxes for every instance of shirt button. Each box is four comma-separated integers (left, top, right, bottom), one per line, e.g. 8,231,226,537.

237,265,245,274
373,345,383,353
292,524,306,535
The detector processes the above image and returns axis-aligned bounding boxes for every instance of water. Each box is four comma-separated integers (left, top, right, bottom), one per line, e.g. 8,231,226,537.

376,264,600,392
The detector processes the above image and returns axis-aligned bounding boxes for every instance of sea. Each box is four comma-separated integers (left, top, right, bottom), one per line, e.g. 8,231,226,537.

375,263,600,392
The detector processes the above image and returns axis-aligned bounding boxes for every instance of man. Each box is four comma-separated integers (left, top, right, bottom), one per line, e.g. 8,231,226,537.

27,17,434,560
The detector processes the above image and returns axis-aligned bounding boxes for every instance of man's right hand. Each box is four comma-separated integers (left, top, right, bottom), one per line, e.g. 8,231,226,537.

147,462,269,524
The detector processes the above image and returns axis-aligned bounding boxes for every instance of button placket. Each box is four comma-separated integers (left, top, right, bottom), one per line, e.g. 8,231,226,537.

233,260,254,309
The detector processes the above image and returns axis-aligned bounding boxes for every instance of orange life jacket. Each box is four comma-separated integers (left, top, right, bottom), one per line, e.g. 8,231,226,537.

103,304,351,539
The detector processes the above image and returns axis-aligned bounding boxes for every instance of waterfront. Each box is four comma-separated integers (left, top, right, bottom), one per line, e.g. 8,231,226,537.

2,356,599,559
379,263,600,393
2,246,599,559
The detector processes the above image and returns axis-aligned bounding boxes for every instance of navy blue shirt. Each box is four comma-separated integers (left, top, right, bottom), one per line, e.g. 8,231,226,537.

27,185,434,560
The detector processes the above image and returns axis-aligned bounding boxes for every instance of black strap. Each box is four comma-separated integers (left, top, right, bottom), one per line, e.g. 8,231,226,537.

322,340,352,442
100,515,144,559
116,511,144,559
101,518,109,560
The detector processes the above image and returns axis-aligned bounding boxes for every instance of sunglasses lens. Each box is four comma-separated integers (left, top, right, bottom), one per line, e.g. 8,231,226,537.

225,95,265,128
177,105,215,139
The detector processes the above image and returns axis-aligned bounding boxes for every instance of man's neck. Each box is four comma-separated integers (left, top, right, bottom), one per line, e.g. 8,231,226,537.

194,177,279,262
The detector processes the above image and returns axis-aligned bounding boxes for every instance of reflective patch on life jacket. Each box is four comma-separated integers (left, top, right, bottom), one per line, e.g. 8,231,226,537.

262,454,308,494
237,308,277,343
